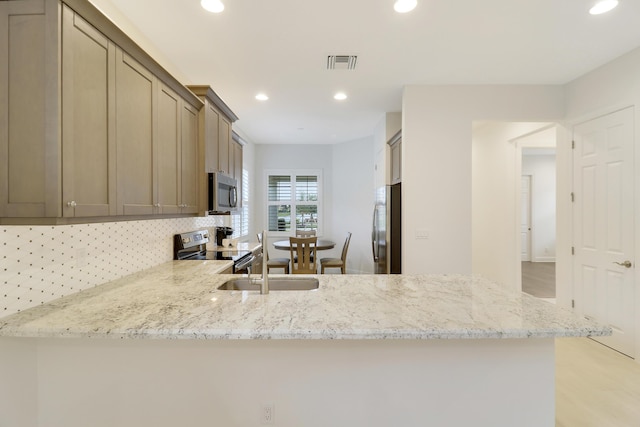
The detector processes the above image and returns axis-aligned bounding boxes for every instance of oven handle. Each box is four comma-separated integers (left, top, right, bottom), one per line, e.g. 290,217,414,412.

235,254,256,271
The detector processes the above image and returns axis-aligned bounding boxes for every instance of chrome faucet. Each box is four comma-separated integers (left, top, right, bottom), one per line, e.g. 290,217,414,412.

260,229,269,294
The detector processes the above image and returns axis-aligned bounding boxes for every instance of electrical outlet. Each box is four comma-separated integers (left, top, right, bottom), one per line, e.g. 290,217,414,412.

261,404,274,425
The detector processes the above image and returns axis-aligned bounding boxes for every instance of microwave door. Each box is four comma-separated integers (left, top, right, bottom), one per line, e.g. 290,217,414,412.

230,185,238,208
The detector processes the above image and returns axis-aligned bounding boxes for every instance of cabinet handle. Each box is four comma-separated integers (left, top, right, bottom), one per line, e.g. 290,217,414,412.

66,201,77,208
154,203,160,208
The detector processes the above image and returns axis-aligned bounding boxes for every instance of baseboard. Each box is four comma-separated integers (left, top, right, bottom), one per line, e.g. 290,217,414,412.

533,257,556,263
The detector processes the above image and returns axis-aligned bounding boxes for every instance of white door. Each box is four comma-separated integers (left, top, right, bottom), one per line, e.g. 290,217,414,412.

521,175,532,261
573,107,635,358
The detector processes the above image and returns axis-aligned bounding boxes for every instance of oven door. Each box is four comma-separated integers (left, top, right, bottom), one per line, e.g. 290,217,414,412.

234,253,257,274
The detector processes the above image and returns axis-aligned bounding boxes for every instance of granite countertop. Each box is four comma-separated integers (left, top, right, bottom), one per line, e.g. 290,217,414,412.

0,261,611,340
208,241,261,253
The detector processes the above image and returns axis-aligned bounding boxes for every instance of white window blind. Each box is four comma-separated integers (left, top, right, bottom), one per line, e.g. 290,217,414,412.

231,168,250,238
266,170,322,235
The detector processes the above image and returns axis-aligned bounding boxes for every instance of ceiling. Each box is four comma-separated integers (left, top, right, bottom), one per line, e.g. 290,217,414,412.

89,0,640,145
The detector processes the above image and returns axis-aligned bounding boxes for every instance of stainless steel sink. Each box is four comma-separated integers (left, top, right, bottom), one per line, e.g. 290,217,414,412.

217,277,319,291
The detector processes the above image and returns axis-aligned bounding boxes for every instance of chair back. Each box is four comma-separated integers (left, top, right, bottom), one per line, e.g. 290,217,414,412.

296,230,316,237
289,236,317,274
340,232,352,262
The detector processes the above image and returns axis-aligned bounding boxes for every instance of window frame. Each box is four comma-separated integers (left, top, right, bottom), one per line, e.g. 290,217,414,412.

231,167,250,238
264,169,323,237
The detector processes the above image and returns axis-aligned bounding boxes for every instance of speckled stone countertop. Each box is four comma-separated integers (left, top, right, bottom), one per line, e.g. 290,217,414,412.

0,261,610,340
208,241,262,253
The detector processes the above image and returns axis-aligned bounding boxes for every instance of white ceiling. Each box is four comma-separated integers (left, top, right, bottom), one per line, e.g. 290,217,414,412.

90,0,640,145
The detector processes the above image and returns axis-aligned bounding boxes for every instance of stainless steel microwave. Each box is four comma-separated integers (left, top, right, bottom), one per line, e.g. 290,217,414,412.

208,172,238,213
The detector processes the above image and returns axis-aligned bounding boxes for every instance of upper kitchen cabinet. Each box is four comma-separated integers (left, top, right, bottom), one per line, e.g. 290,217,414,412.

179,102,199,214
0,1,58,218
388,130,402,185
116,51,156,215
156,83,199,215
0,0,203,223
62,6,116,217
187,85,239,210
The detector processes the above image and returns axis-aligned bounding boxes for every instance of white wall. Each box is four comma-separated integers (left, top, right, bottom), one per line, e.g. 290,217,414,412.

0,338,37,426
522,153,556,262
1,337,555,427
373,112,401,190
253,139,375,274
331,136,375,273
471,121,553,289
253,144,334,262
402,85,565,275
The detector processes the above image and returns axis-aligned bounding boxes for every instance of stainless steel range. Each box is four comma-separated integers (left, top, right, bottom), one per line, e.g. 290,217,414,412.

173,229,256,273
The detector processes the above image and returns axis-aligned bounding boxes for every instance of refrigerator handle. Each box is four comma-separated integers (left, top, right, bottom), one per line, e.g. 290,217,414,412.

371,205,379,262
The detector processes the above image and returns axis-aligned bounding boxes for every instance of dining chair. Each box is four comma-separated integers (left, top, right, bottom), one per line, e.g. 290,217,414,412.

294,230,316,261
320,232,352,274
289,236,317,274
257,233,290,274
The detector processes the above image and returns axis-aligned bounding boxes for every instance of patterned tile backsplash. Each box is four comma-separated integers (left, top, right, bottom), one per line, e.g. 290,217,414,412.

0,216,229,318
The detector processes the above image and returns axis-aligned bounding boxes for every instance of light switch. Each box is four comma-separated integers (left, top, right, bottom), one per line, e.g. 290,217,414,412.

416,230,429,239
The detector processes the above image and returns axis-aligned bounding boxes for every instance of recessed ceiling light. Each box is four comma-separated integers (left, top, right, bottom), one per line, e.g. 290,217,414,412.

255,93,269,101
201,0,224,13
589,0,618,14
334,92,347,101
394,0,417,13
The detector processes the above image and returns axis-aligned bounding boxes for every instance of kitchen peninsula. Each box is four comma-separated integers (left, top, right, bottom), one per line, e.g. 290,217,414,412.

0,261,609,427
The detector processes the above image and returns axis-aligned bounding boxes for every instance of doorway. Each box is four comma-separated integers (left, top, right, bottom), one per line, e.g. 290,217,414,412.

519,145,557,300
471,121,558,293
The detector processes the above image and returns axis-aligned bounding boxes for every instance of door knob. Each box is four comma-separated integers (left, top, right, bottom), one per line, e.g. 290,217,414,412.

613,260,633,268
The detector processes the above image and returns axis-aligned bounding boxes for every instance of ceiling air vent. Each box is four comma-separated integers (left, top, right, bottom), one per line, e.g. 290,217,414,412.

327,55,358,70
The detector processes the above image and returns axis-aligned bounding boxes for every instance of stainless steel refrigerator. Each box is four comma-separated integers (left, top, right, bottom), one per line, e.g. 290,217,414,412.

372,183,401,274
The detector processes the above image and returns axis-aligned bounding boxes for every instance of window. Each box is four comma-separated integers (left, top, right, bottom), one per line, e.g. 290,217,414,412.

266,169,322,235
231,168,250,238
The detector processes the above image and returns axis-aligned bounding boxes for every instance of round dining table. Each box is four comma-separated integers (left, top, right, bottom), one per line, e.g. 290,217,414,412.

272,239,336,251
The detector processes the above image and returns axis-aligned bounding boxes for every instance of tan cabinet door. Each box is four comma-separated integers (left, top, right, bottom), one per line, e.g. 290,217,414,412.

115,50,156,215
390,138,402,184
157,83,181,215
204,102,220,173
218,115,231,175
180,102,199,214
0,1,51,217
62,6,116,217
157,84,199,215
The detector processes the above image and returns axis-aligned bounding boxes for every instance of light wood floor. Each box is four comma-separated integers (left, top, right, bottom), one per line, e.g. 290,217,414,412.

556,337,640,426
522,261,556,298
523,263,640,424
